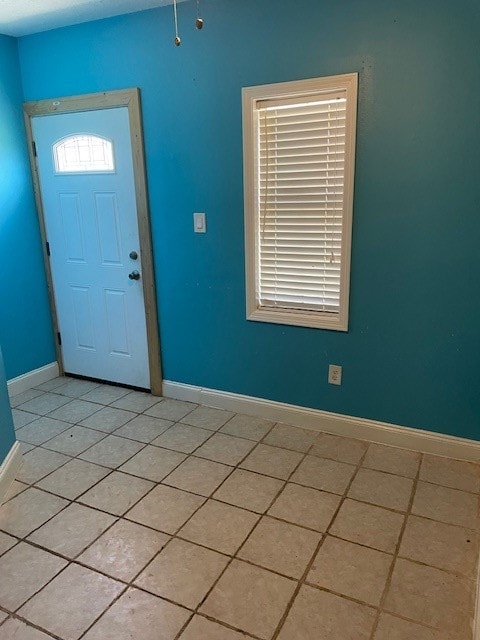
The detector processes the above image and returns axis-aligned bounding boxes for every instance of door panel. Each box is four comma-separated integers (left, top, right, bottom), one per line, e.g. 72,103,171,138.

32,107,150,389
95,193,122,265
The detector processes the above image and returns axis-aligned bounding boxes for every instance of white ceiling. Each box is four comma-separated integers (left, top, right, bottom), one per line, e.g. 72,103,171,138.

0,0,185,38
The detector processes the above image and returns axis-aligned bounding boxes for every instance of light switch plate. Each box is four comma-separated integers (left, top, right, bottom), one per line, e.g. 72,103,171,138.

193,212,206,233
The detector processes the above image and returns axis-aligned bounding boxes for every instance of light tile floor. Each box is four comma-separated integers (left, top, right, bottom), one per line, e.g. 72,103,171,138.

0,376,479,640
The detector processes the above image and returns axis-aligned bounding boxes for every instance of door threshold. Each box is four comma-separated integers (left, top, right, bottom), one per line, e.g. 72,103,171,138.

64,372,150,394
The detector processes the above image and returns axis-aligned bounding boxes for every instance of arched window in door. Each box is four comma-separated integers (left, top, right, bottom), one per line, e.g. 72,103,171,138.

53,134,115,173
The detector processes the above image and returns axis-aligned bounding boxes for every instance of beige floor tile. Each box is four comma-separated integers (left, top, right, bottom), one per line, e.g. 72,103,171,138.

47,399,101,423
374,613,454,640
163,456,232,497
399,515,479,576
145,398,197,421
79,435,144,468
348,468,414,511
290,455,356,495
330,498,405,553
34,377,69,392
19,564,123,640
0,531,17,555
0,542,67,611
263,423,317,453
310,433,368,464
79,519,170,581
277,585,375,640
135,538,228,608
82,587,190,640
53,378,100,398
200,559,296,639
240,444,303,480
17,447,70,485
20,442,35,455
384,558,475,635
180,615,248,640
194,433,256,465
28,503,115,558
126,484,205,533
12,409,38,429
120,445,185,482
3,480,28,502
115,414,173,442
18,393,70,416
221,414,274,441
268,482,341,531
152,423,212,453
111,390,163,413
16,417,71,445
179,499,259,555
0,619,55,639
81,384,131,405
412,481,480,529
363,444,421,478
36,459,110,500
420,455,480,493
238,516,321,578
19,442,35,454
0,488,68,538
180,406,234,431
213,469,283,513
79,407,136,433
80,471,154,516
307,536,392,606
9,389,44,408
43,425,106,456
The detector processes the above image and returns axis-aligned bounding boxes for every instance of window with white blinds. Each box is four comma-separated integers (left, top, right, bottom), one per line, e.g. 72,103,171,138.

243,74,358,330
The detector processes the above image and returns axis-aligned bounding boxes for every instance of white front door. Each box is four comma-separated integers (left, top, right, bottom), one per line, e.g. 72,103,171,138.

32,107,150,389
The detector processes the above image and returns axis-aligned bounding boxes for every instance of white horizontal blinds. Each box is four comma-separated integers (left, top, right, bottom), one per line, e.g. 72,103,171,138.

256,91,347,314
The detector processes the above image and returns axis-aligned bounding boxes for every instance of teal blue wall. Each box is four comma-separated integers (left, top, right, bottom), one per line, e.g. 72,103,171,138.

13,0,480,439
0,35,56,380
0,346,15,461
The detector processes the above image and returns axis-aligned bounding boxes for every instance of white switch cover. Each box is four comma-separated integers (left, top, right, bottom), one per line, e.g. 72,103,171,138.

193,212,206,233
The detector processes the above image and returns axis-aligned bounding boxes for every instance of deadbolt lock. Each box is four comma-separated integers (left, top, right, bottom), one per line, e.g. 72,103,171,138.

129,251,138,260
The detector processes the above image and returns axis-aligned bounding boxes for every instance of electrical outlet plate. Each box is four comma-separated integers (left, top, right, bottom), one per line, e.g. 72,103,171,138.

328,364,342,386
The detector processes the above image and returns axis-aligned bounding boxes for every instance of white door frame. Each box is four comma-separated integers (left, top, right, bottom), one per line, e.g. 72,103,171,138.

23,89,162,395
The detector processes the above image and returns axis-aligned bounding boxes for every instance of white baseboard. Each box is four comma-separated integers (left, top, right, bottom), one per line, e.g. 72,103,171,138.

163,380,480,462
7,362,59,398
0,442,23,505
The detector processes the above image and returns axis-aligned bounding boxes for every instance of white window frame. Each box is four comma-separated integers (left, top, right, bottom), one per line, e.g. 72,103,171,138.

242,73,358,331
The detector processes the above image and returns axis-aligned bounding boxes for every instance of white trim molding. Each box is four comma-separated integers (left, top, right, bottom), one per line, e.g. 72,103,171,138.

242,73,358,332
163,380,480,462
7,362,59,398
0,442,23,506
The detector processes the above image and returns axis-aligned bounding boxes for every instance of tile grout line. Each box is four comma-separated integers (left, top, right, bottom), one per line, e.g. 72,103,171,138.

367,451,424,640
170,421,307,640
270,442,373,640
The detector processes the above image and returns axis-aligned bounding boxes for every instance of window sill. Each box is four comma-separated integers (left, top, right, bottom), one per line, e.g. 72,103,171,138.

247,307,348,331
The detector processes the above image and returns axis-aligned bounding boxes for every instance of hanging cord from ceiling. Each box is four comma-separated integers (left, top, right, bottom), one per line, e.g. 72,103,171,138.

196,0,204,29
173,0,204,46
173,0,181,45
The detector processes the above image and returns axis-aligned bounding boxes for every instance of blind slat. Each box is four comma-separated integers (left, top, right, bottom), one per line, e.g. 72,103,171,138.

256,91,348,314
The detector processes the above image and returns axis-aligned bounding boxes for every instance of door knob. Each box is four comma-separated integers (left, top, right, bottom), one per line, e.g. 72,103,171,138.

128,270,141,280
